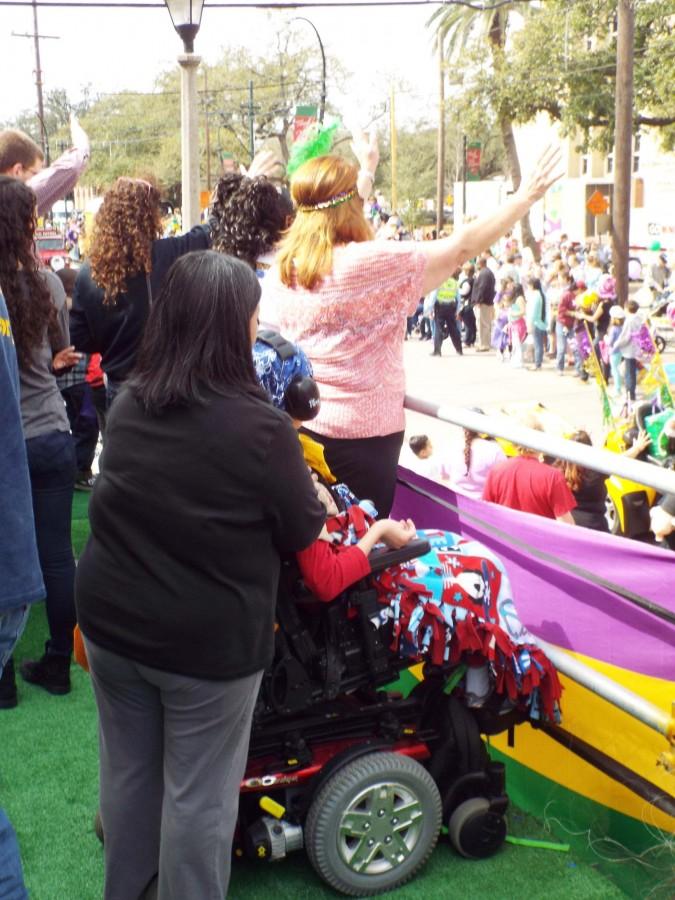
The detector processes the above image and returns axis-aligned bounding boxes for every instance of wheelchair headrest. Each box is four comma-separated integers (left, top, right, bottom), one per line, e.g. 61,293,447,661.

253,330,321,422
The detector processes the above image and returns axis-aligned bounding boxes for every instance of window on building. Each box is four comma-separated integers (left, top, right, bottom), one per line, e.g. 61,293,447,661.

581,153,590,176
606,152,614,175
633,132,641,173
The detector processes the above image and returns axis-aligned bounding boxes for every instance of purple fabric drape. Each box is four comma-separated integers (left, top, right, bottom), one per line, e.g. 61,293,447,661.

392,468,675,680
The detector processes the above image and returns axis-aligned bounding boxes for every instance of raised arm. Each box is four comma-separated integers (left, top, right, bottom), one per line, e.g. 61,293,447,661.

419,146,562,296
29,115,90,218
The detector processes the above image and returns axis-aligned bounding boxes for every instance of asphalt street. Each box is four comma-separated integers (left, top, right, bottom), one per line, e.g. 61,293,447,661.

401,334,675,460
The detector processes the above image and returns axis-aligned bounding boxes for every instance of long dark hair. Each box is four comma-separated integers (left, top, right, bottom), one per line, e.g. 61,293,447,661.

0,175,55,370
129,250,264,413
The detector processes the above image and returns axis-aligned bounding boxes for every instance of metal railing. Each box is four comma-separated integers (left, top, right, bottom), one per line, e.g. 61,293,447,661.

403,395,675,764
404,396,675,496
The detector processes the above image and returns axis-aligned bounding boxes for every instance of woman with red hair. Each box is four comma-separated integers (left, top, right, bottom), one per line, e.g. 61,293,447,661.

266,135,560,516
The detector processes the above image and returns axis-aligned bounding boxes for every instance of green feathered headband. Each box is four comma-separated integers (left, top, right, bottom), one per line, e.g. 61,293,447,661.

286,122,340,178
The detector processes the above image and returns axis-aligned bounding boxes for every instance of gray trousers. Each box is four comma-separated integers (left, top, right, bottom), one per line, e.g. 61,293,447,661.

84,638,262,900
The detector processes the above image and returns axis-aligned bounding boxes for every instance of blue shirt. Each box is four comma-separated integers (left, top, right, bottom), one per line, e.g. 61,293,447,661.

0,292,44,610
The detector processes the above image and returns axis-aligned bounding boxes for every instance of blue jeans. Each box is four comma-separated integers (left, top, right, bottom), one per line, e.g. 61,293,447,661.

532,328,545,368
0,810,28,900
555,322,584,374
0,608,30,900
624,357,637,401
25,430,76,656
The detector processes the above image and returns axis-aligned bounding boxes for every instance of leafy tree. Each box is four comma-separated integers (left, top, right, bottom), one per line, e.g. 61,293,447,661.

4,30,340,202
376,118,505,226
471,0,675,151
429,1,540,256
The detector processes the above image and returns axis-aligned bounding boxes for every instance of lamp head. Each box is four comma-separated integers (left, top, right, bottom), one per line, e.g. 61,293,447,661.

164,0,204,53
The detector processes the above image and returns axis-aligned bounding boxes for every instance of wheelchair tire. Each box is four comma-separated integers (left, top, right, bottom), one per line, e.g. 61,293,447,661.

305,751,441,896
448,796,506,859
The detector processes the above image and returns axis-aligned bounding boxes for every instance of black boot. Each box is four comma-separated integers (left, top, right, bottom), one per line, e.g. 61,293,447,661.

20,648,71,695
0,658,18,709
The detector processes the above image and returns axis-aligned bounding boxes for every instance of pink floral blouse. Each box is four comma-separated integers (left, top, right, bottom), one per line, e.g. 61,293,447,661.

264,241,427,439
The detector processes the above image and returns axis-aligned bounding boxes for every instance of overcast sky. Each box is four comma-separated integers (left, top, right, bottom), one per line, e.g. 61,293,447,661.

0,1,440,131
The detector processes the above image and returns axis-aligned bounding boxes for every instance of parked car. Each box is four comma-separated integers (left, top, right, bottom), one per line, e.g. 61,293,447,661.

35,227,69,271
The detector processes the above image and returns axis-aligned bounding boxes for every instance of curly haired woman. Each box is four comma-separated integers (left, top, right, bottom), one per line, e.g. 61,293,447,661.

0,176,81,700
70,177,210,412
210,170,293,328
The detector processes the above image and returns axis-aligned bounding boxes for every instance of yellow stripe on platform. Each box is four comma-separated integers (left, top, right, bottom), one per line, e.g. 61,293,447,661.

490,649,675,833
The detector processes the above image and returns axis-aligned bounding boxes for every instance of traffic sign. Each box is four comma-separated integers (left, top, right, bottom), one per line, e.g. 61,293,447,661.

586,190,609,216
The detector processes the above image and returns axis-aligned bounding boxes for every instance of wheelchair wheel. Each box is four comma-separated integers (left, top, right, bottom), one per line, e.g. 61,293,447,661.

448,797,506,859
305,751,441,896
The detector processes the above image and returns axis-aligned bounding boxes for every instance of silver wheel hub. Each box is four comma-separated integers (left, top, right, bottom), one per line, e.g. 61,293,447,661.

337,781,423,875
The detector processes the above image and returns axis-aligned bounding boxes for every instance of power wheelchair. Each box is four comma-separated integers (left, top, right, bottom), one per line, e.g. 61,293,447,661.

235,536,520,896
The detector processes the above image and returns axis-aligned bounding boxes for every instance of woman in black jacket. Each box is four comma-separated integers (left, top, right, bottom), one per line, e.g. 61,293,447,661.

70,178,209,418
76,250,325,900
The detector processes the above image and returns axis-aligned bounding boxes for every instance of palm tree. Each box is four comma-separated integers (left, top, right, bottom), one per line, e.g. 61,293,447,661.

429,2,539,257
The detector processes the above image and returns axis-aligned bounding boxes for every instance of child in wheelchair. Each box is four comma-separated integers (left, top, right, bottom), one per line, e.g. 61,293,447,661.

254,330,561,724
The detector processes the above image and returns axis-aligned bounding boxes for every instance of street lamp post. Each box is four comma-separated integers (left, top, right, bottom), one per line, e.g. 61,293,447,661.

292,16,326,125
164,0,204,229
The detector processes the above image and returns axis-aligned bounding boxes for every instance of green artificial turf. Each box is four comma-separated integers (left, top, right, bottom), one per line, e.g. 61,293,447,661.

0,491,640,898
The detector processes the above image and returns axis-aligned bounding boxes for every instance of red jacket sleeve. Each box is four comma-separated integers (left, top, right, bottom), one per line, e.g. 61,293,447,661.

296,540,371,602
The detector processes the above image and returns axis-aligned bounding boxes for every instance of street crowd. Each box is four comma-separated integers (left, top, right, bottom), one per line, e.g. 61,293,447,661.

0,115,673,900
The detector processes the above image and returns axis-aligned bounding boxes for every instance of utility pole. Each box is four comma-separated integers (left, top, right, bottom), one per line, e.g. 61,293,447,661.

462,134,467,222
612,0,635,306
436,31,445,237
390,85,397,213
203,68,211,192
11,0,59,164
248,80,255,162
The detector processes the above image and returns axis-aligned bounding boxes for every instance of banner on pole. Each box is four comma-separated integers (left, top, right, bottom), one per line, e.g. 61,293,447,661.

466,141,482,181
293,105,318,142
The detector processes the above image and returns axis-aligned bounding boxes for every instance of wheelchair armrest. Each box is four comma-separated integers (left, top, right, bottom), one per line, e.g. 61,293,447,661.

368,538,431,573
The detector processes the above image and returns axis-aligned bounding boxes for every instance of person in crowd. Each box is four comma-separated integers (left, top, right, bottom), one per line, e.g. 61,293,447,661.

612,299,644,403
524,275,548,371
442,412,506,500
54,266,99,490
473,255,497,352
70,177,210,411
75,250,325,900
498,253,520,286
556,274,586,378
0,176,80,698
266,134,560,515
0,115,90,218
400,433,445,481
482,415,576,523
419,290,434,341
0,286,46,895
648,252,670,295
557,429,651,532
458,261,476,347
605,305,626,394
431,270,463,357
650,493,675,550
507,284,527,368
491,290,512,361
584,252,603,291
